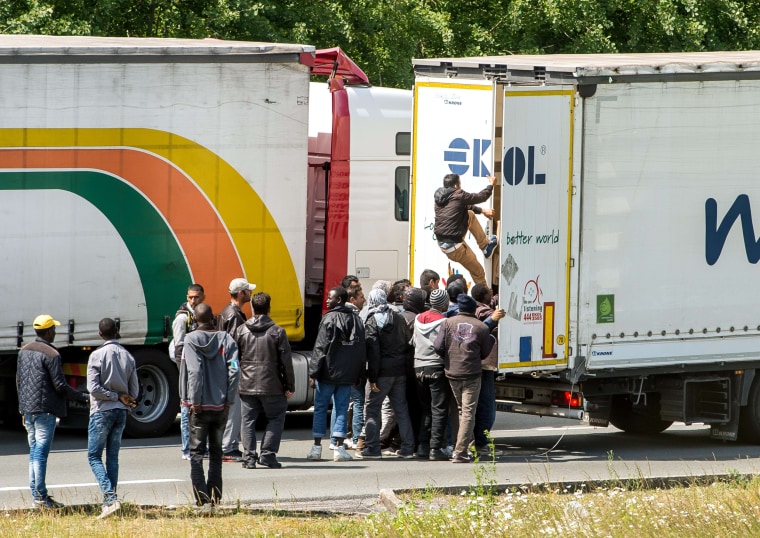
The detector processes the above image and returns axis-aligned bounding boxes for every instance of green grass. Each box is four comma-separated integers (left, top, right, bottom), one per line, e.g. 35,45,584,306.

4,475,760,537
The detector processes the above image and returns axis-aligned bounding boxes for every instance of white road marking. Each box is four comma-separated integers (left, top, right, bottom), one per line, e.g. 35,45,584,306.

0,478,183,492
51,444,180,454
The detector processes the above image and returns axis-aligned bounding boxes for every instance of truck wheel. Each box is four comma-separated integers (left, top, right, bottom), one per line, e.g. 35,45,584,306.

609,394,673,435
738,377,760,443
125,349,180,438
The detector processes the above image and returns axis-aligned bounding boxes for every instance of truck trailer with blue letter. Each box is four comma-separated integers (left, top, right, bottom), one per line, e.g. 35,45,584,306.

411,51,760,442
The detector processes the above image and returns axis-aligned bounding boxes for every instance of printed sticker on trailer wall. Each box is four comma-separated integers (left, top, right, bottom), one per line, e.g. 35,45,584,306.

596,294,614,324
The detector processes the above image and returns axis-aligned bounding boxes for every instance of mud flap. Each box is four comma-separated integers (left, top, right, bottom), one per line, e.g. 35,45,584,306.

710,372,743,441
585,395,611,428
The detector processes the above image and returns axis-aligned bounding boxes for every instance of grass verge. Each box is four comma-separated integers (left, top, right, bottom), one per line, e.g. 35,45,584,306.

3,473,760,537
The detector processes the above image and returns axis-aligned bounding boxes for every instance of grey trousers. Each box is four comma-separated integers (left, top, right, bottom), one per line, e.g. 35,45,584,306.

448,375,482,458
364,375,415,455
240,394,288,460
222,395,241,454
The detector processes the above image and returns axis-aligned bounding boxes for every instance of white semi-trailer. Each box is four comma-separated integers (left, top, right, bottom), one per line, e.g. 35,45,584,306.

0,36,411,437
411,51,760,442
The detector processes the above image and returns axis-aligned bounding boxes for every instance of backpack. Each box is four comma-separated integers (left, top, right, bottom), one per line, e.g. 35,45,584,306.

175,304,198,334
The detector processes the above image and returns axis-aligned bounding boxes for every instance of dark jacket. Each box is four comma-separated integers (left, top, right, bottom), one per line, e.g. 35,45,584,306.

433,185,493,244
474,302,499,371
433,312,494,379
218,302,246,335
400,287,427,331
365,309,413,382
17,338,88,417
310,305,366,385
235,315,295,395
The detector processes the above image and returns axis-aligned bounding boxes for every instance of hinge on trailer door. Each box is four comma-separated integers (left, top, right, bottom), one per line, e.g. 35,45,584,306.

569,258,575,267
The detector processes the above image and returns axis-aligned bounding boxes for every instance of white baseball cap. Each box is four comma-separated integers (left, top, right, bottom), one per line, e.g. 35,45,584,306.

229,278,256,294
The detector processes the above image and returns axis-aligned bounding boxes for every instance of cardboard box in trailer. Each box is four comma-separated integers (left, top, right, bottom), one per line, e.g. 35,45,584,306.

0,35,315,436
412,51,760,442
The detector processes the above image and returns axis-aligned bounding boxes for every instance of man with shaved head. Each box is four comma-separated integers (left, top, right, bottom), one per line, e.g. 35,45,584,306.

86,317,139,519
180,303,240,513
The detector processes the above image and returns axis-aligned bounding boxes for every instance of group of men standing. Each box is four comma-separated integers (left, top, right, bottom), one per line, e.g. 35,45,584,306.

170,278,295,512
15,171,502,512
304,170,503,463
16,314,138,518
305,269,502,464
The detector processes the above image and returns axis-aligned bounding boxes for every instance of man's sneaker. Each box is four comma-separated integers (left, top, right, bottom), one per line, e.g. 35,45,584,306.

181,452,191,460
197,503,215,516
222,449,243,462
258,456,282,469
482,235,498,259
34,497,64,509
451,454,472,463
381,448,399,457
329,442,348,450
429,448,449,461
306,444,323,461
97,500,121,519
354,437,366,451
354,450,382,459
394,451,415,459
333,446,353,461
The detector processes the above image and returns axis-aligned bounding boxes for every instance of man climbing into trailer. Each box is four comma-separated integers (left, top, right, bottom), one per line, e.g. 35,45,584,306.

433,173,498,286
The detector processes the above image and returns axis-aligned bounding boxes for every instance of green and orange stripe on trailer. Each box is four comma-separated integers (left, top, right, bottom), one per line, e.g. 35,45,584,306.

0,128,304,341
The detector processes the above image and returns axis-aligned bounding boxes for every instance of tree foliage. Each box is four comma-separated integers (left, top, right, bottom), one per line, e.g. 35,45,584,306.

2,0,760,88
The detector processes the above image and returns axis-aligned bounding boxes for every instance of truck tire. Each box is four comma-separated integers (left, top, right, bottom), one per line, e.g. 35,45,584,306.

126,349,180,438
738,377,760,443
609,394,673,435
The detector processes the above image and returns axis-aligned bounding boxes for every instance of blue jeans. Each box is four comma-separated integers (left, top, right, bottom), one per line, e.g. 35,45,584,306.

24,412,57,501
312,381,351,439
181,405,190,455
189,409,227,506
87,409,128,505
330,385,365,445
474,370,496,447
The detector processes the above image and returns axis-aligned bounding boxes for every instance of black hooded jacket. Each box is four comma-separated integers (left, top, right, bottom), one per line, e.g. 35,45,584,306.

310,305,366,385
433,185,493,244
365,309,413,382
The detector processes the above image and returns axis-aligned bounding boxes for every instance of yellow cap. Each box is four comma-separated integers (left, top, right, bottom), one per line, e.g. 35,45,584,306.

33,315,61,330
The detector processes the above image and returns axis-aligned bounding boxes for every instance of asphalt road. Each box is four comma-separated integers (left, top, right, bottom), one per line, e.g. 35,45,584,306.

2,411,760,512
